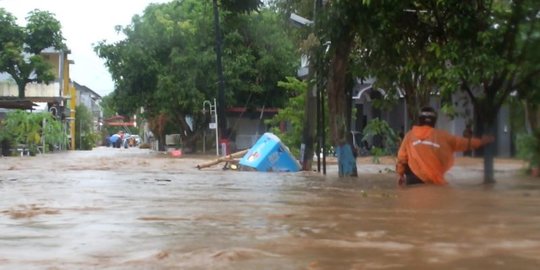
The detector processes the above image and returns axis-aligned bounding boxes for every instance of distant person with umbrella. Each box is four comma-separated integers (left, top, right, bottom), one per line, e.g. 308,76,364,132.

109,131,124,148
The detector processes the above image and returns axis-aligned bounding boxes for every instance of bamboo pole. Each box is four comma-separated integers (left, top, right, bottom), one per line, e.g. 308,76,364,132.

196,149,249,169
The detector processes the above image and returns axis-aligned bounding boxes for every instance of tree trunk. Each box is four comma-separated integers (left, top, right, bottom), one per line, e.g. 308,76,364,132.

148,113,167,151
403,81,430,128
327,37,357,177
18,82,26,99
482,122,496,184
473,102,497,184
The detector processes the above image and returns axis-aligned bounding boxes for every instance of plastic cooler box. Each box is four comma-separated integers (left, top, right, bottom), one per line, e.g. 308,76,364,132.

239,133,301,172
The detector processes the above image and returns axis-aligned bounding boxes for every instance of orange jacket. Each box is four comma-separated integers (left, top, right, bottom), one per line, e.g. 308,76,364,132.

396,126,483,185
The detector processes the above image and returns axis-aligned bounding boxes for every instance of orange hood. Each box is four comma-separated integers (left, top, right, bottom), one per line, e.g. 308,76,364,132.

411,125,434,140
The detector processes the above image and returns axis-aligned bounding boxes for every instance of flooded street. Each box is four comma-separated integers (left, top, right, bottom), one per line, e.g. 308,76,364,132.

1,147,539,270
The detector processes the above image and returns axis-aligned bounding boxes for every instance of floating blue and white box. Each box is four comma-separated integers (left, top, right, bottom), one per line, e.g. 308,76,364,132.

239,133,301,172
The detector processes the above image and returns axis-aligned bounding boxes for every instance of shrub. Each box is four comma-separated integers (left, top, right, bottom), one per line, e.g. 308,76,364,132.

516,132,540,169
0,110,66,155
362,118,399,164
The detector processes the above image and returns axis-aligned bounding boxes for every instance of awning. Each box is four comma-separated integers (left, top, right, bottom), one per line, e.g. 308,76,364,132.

0,99,38,110
105,122,136,127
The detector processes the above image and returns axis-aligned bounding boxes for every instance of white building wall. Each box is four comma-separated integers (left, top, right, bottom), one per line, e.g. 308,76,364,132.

0,80,60,98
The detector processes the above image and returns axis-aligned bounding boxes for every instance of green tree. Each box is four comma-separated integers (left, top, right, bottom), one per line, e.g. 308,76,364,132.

430,0,540,183
316,0,372,176
220,0,262,13
267,76,332,158
313,0,540,181
353,1,441,124
95,0,297,152
220,9,297,108
75,105,98,150
515,30,540,171
266,76,307,157
99,94,117,120
361,118,399,164
0,8,65,98
268,0,357,174
0,110,65,155
272,0,540,180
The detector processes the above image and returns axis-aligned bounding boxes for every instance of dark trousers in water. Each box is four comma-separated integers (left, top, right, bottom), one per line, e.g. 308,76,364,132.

404,165,424,185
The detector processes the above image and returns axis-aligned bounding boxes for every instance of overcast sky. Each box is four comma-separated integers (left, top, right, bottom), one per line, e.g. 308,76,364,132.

1,0,170,97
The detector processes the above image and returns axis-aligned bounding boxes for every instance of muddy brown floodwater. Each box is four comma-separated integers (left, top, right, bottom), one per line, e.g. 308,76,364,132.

1,147,539,270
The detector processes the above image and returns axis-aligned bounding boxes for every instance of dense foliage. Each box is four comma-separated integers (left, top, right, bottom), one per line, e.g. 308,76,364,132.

75,105,100,150
361,118,399,163
266,77,306,157
272,0,540,179
95,0,298,151
93,0,539,180
0,110,65,155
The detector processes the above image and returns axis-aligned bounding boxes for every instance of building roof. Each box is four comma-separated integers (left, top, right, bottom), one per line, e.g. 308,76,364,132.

26,96,65,103
104,115,135,127
73,81,102,100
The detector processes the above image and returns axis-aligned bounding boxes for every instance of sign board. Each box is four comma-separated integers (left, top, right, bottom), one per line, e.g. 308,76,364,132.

209,123,217,129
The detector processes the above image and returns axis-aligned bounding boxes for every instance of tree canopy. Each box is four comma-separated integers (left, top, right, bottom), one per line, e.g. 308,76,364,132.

94,0,540,180
95,0,298,150
269,0,540,179
0,8,65,98
220,0,263,13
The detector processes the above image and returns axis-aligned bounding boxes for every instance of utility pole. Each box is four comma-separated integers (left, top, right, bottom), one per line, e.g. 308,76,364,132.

300,0,326,172
315,0,326,174
203,99,219,156
212,0,226,142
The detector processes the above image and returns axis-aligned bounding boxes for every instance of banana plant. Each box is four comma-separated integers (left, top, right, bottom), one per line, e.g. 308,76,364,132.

361,118,399,164
0,110,65,155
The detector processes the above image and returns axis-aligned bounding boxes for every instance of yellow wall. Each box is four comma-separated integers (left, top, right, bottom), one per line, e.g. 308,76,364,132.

41,52,61,79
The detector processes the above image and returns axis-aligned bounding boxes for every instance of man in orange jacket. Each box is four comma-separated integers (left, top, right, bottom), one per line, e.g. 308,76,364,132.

396,107,494,185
